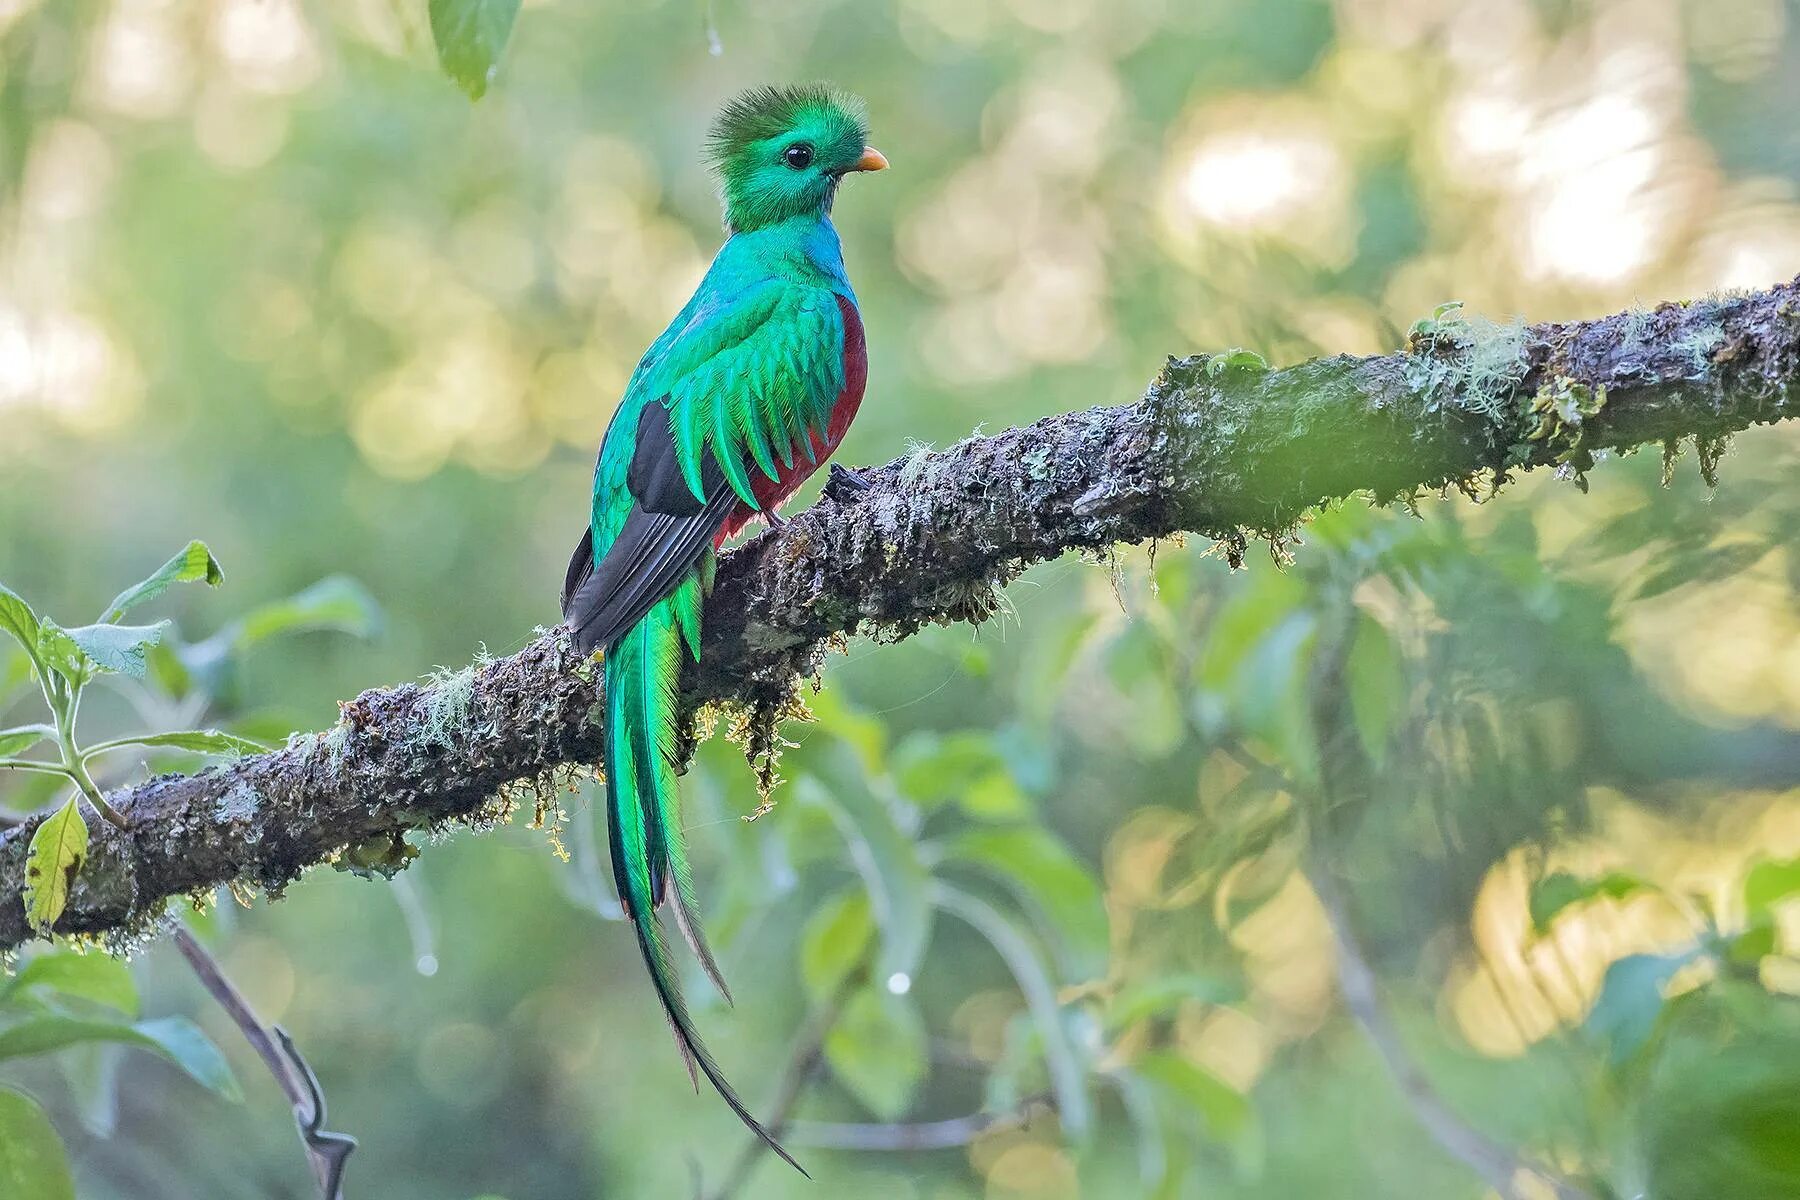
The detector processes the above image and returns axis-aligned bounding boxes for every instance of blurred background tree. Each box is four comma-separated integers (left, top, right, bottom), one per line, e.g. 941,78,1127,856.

2,0,1800,1197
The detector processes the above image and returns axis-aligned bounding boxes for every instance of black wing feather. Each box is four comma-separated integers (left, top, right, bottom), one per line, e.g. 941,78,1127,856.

563,400,738,654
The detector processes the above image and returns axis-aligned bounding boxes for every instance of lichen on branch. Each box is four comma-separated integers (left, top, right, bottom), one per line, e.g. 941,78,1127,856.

2,277,1796,951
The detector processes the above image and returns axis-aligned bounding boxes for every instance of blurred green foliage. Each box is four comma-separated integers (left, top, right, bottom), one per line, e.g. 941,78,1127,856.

3,0,1800,1197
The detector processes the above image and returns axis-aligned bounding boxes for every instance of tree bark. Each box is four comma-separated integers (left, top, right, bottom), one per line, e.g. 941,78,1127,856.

4,278,1796,951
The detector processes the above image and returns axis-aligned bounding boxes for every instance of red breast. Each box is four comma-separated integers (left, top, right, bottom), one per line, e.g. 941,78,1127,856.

718,293,867,541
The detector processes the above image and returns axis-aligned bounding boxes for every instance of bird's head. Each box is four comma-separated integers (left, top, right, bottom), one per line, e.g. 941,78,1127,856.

708,84,887,234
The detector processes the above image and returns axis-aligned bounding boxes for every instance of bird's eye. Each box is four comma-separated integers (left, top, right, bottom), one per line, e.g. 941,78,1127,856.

783,144,814,170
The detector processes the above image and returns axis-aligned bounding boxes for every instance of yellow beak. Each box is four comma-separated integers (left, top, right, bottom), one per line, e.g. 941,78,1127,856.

852,145,890,173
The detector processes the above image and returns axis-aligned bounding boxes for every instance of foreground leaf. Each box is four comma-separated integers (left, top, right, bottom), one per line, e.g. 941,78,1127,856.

101,541,222,623
23,800,88,935
1,950,139,1017
130,1017,242,1100
429,0,521,100
1584,948,1704,1066
1744,857,1800,920
61,622,168,679
1106,974,1244,1034
1135,1051,1255,1143
0,1015,240,1100
85,729,268,761
0,1087,74,1200
0,585,39,660
1135,1051,1263,1177
0,727,49,758
33,622,90,687
1529,870,1654,933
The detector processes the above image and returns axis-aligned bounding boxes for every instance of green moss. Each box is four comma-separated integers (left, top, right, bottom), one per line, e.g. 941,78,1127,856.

897,439,936,489
1403,302,1529,419
319,722,352,773
1522,376,1608,491
335,830,419,879
1619,308,1654,354
414,648,492,752
1203,347,1270,378
1674,322,1724,375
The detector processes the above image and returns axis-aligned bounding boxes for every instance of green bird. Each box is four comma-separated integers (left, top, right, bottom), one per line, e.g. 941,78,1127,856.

560,84,886,1166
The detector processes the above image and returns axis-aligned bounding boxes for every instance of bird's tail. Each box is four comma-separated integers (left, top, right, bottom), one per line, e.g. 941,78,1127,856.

602,585,805,1175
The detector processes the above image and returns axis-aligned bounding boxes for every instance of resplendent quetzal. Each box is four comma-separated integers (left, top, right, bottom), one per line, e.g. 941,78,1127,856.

559,85,885,1166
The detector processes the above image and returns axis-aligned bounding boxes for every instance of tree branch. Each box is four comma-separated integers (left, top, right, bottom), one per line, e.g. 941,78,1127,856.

3,278,1796,950
1309,867,1593,1200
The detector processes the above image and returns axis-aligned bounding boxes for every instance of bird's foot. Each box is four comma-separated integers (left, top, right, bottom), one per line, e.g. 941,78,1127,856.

824,463,875,503
763,507,789,530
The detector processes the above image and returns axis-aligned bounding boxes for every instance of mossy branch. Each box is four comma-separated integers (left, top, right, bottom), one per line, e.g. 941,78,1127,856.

3,277,1797,951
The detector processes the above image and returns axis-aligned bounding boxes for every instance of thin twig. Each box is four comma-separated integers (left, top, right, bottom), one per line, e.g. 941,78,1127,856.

785,1097,1048,1151
171,926,357,1199
1308,869,1593,1200
1302,603,1596,1200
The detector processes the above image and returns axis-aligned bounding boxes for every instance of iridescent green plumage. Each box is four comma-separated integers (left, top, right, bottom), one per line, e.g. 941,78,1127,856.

559,84,883,1169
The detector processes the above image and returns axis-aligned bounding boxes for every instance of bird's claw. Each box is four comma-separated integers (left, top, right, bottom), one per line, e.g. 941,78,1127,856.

824,463,875,503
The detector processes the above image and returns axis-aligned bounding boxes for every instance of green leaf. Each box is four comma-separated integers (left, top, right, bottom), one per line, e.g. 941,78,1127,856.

892,732,1007,812
0,728,49,758
1135,1051,1256,1144
0,1015,240,1100
1345,614,1404,764
1231,611,1319,783
1744,857,1800,920
59,1042,124,1137
1,951,138,1017
1634,541,1771,601
1408,299,1464,340
1204,347,1270,377
932,882,1091,1137
796,745,933,992
129,1017,242,1100
799,889,872,1002
232,576,383,650
823,985,927,1121
1529,870,1653,933
0,585,40,660
33,621,90,686
1103,623,1186,757
1106,974,1245,1033
947,827,1108,982
23,799,88,935
1728,921,1777,967
429,0,521,100
86,729,268,761
100,541,222,624
1135,1051,1263,1177
0,1087,75,1200
60,622,169,679
1583,948,1704,1066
